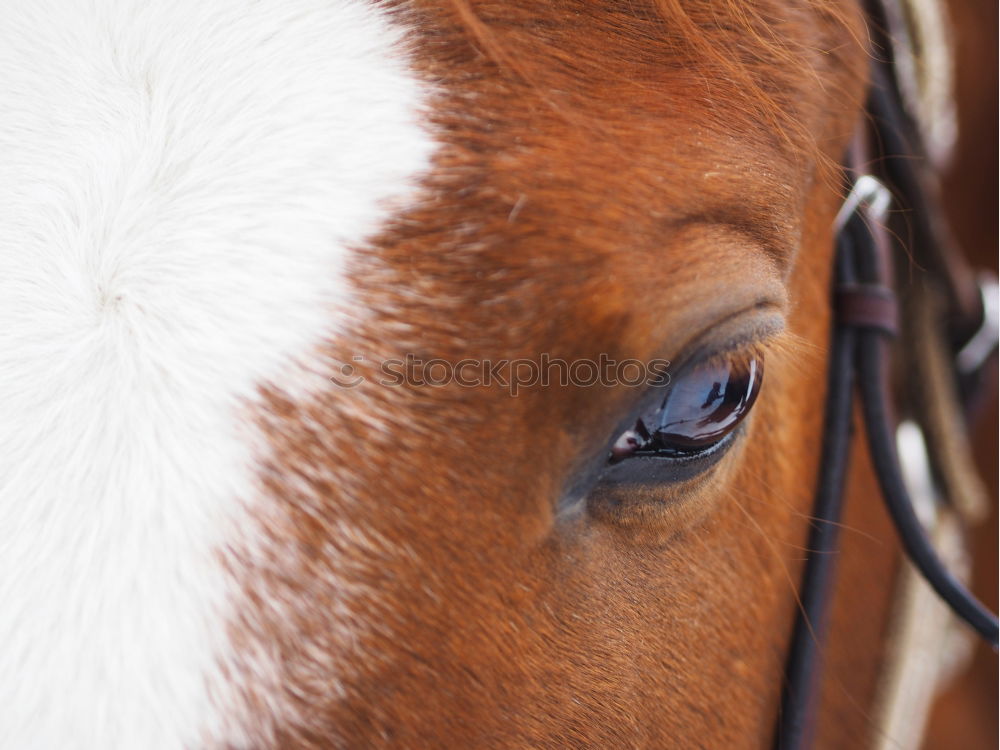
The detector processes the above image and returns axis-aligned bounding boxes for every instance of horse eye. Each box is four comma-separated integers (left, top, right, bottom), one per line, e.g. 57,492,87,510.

609,353,763,463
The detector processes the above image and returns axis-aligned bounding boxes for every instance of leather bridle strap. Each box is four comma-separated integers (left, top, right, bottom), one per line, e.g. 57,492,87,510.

776,28,999,743
855,0,998,646
773,166,869,750
852,184,999,646
776,154,998,750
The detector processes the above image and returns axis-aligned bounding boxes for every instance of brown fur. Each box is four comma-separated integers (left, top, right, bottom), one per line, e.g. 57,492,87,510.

222,1,892,746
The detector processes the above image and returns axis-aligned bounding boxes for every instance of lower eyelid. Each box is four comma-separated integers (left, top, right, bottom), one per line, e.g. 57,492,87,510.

583,427,746,529
598,426,739,487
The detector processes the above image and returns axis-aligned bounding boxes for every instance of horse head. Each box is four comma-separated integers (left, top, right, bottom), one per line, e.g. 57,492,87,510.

1,0,993,747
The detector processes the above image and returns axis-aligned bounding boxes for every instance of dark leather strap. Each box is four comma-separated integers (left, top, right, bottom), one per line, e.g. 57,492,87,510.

774,206,862,750
777,52,998,745
835,283,899,336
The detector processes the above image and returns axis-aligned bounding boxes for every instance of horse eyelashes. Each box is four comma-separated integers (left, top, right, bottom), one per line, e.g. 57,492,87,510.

609,351,763,465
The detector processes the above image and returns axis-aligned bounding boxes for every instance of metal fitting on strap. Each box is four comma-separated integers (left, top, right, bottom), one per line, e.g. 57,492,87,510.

834,174,893,231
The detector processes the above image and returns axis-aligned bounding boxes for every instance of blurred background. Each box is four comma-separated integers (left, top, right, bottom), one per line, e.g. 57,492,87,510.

923,0,998,746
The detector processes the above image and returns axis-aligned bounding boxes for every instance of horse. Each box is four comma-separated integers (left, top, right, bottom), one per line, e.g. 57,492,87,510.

1,0,994,747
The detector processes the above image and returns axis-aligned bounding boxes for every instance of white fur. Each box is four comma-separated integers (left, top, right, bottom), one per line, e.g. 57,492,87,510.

0,1,435,747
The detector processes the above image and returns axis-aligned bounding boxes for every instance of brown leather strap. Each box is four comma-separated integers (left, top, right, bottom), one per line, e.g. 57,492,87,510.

835,283,900,337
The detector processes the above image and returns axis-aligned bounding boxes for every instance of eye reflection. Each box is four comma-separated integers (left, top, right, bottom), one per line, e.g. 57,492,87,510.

609,353,763,463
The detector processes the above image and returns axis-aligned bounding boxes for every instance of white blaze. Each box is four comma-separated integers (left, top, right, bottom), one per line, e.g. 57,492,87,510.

0,0,434,747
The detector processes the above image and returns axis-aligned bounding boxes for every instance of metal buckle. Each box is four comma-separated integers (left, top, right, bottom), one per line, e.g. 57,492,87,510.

834,174,892,231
